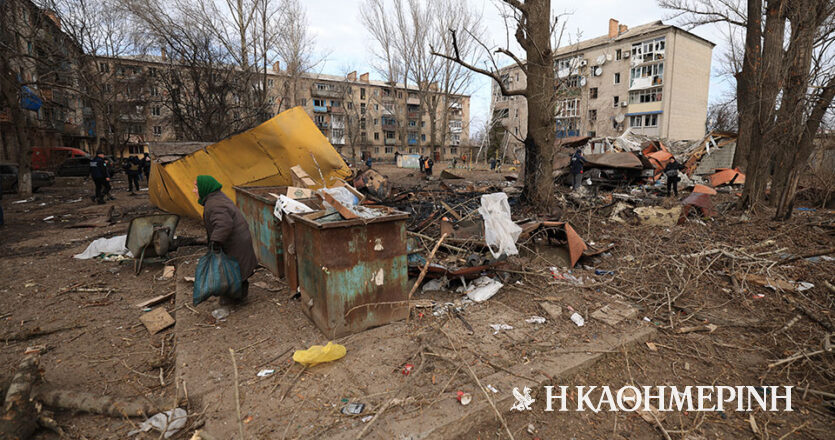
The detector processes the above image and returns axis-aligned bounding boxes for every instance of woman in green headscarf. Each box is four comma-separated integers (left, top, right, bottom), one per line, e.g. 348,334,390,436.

194,175,258,305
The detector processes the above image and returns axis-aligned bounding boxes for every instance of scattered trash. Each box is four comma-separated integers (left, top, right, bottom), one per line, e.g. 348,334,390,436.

590,302,637,326
569,312,585,327
675,324,718,334
402,363,414,375
12,197,34,204
456,391,472,405
549,267,585,285
539,302,562,320
527,424,536,434
273,194,314,220
489,324,513,334
525,316,546,324
466,276,503,302
139,308,175,335
421,277,447,293
796,282,814,291
128,408,187,439
633,206,682,227
184,276,195,283
361,415,373,423
486,384,499,393
159,265,175,281
594,269,615,276
43,215,54,221
292,341,347,367
211,308,230,321
257,369,275,377
73,235,133,260
341,402,366,415
646,342,658,351
478,192,522,258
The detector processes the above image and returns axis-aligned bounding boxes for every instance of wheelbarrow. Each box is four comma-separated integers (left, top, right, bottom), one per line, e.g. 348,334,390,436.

125,214,180,274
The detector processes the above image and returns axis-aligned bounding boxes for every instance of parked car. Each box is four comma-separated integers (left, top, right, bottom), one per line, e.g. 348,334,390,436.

32,146,89,170
0,162,56,193
56,156,121,177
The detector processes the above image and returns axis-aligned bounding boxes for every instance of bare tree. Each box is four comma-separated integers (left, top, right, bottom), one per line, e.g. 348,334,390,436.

661,0,835,219
275,0,320,109
432,0,563,208
706,99,738,132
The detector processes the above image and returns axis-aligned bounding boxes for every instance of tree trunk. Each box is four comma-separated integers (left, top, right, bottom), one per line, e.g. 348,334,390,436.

520,0,556,210
732,0,763,171
739,0,785,210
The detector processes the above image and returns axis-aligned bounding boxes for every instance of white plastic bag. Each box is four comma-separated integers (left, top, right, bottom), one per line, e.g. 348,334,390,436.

73,235,133,259
273,194,314,221
319,186,359,208
128,408,187,439
466,276,503,302
478,193,522,258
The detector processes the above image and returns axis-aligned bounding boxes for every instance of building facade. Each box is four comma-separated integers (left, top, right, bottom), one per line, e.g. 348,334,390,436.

491,19,714,149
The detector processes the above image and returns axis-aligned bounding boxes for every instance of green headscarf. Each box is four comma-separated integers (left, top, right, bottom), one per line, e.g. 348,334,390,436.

196,175,222,206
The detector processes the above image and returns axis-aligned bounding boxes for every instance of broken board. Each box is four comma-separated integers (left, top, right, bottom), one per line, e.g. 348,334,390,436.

590,301,637,326
139,308,175,334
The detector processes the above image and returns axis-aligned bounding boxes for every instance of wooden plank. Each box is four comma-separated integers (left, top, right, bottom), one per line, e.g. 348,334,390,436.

139,308,175,334
134,292,175,309
318,191,358,220
440,201,463,221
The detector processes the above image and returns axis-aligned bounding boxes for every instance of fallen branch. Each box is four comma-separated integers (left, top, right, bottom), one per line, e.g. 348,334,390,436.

229,348,245,440
777,247,835,265
33,386,169,417
0,355,40,439
2,325,83,342
768,349,828,369
407,231,467,253
407,233,448,324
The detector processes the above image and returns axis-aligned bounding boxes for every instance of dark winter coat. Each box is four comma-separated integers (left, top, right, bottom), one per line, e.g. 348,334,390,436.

202,191,258,280
89,156,110,180
664,161,683,180
126,157,142,176
570,151,586,175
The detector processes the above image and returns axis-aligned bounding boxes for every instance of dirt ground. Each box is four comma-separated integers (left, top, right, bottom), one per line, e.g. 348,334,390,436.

1,163,833,439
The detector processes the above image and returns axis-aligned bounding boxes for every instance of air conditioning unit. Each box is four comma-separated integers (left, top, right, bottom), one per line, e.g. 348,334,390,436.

623,51,630,58
620,101,628,107
580,60,588,67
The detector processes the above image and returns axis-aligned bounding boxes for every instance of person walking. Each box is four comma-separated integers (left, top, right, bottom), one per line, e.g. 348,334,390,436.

141,152,152,183
425,156,434,176
663,157,683,197
418,155,425,175
89,151,112,204
125,155,142,195
195,175,258,305
569,147,587,191
365,156,373,169
489,157,496,171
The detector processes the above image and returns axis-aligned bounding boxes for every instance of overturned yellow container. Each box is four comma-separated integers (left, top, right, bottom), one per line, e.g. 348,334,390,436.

149,107,351,219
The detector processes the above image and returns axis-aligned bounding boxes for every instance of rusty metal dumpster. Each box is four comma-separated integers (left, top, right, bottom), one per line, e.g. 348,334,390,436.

288,207,410,338
233,186,285,277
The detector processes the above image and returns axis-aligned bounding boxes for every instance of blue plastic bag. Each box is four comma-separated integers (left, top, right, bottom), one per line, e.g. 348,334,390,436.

193,245,242,306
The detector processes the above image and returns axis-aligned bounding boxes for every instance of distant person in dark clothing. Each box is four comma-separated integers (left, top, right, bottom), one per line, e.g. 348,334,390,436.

664,158,683,197
141,152,152,182
126,156,142,195
425,157,434,176
452,157,457,169
365,157,373,169
569,148,587,190
419,156,425,174
89,151,112,204
489,157,497,170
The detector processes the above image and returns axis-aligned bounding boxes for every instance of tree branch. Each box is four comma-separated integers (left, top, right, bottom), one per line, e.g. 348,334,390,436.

431,29,525,97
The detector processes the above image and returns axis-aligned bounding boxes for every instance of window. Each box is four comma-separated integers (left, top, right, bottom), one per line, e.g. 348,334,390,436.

588,109,597,121
385,146,393,154
374,147,380,153
421,134,426,141
153,126,162,136
313,99,324,107
493,108,509,119
314,114,326,125
347,102,353,110
360,118,366,129
331,100,341,107
360,103,366,114
451,147,458,155
397,91,402,98
360,88,366,99
99,62,110,73
613,96,619,107
628,87,663,104
557,99,579,118
630,63,664,87
632,37,666,62
420,121,425,127
386,131,395,139
267,78,274,87
373,118,378,125
589,87,598,99
374,104,379,111
614,72,621,84
615,49,622,60
151,106,161,116
408,120,416,127
300,98,307,105
374,132,379,140
588,131,596,137
150,86,159,97
104,84,113,93
361,132,367,141
515,108,519,117
629,113,659,127
564,75,581,88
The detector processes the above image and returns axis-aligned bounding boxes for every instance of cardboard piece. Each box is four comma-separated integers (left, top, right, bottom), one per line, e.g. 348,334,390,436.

140,308,175,334
290,165,317,188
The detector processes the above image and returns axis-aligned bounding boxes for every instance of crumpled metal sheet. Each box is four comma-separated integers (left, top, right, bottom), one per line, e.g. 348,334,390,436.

149,107,351,218
708,168,746,187
584,152,644,169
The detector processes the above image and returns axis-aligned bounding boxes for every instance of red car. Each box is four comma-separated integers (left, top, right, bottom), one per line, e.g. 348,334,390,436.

32,146,89,170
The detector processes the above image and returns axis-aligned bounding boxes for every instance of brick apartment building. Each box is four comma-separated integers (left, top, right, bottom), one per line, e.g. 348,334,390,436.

491,19,714,150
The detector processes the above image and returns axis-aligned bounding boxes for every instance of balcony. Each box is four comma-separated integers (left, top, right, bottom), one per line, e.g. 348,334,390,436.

448,101,462,109
407,111,421,119
382,122,396,131
311,85,341,98
406,96,420,106
328,106,344,114
313,105,327,113
316,121,329,130
385,138,396,145
408,138,418,145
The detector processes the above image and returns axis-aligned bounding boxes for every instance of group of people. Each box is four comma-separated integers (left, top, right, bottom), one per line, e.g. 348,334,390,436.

569,146,683,197
89,151,151,204
418,155,434,176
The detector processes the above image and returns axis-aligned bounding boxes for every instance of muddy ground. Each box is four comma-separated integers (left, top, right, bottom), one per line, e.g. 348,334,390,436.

0,163,832,439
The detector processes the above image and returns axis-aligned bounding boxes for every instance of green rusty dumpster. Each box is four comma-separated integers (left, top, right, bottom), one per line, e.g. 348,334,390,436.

233,186,285,278
288,207,410,338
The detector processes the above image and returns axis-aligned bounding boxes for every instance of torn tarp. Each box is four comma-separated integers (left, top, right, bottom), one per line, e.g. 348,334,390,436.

149,107,351,218
584,152,644,169
708,168,746,187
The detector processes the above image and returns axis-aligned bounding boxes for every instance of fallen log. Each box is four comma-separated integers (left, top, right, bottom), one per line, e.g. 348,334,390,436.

0,355,40,440
33,386,170,418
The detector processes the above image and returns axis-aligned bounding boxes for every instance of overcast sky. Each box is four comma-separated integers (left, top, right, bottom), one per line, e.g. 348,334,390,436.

304,0,733,128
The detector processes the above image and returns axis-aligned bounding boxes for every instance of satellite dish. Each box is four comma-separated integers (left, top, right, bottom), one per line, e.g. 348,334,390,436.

606,54,614,61
594,67,603,76
580,77,587,87
615,114,625,123
596,55,606,65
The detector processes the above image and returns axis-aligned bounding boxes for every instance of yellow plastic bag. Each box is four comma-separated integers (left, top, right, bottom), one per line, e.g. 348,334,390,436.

292,342,346,367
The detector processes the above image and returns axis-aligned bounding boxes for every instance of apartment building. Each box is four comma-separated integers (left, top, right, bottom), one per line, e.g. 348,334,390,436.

0,0,89,161
491,19,714,149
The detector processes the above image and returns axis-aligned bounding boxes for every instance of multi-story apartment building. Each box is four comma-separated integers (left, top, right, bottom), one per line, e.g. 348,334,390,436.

89,57,470,162
0,0,89,161
491,19,714,150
